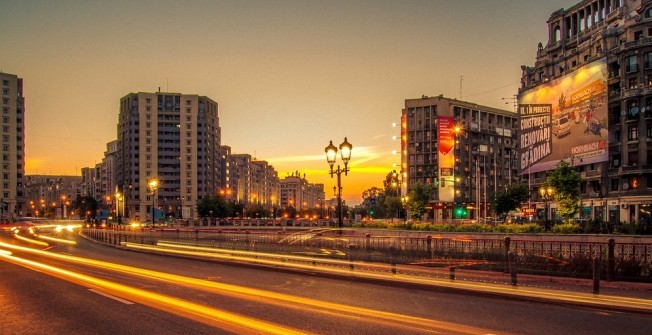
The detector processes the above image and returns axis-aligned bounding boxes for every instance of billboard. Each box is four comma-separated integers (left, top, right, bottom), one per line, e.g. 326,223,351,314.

518,58,608,174
438,116,455,202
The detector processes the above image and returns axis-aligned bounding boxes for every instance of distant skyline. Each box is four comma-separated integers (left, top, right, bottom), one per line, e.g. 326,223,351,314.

0,0,576,204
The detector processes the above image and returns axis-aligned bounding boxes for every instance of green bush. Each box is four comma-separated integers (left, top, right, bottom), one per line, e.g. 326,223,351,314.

495,223,544,234
551,222,581,234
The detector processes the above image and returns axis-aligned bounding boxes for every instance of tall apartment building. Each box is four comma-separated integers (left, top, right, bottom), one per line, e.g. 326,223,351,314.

221,150,281,207
116,92,221,221
520,0,652,224
251,160,280,207
23,175,82,217
402,95,518,221
279,172,325,211
0,72,26,218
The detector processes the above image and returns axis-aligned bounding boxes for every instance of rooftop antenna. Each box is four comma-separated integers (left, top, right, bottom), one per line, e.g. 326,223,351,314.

459,75,464,100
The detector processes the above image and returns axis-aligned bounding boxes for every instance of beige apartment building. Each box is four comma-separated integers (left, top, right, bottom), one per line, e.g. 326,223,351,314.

402,95,518,221
116,92,221,221
0,72,26,218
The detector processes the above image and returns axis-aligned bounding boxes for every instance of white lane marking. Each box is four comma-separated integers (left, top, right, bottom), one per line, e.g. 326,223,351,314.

88,289,134,305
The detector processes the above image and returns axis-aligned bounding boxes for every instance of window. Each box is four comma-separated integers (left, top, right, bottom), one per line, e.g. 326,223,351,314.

629,78,638,89
628,126,639,141
628,151,639,166
627,55,638,72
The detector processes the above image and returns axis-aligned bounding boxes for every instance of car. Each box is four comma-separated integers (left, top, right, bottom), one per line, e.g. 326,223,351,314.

552,116,570,137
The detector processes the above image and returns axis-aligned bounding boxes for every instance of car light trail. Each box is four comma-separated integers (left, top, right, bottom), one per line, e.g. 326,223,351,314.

33,234,77,245
0,240,511,334
0,250,311,335
124,241,652,314
12,233,49,247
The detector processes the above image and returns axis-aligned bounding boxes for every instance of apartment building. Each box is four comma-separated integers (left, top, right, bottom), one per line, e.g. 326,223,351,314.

116,92,221,221
402,95,518,221
279,171,325,211
0,72,25,218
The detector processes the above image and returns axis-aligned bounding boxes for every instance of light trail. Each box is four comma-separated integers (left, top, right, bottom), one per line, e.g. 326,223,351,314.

0,250,311,335
12,233,49,247
126,241,652,314
33,234,77,245
0,240,510,335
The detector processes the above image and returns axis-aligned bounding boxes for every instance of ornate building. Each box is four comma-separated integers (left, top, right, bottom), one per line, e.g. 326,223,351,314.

520,0,652,223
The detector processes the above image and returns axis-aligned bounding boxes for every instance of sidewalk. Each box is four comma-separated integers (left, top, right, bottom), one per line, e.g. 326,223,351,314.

390,264,652,300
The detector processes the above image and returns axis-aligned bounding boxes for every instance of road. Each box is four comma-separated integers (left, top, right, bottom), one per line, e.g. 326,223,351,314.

0,229,650,335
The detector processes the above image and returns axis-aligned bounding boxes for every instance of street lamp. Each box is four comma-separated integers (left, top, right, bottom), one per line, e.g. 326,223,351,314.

149,178,159,227
325,137,352,229
401,195,409,228
539,185,555,224
116,192,123,225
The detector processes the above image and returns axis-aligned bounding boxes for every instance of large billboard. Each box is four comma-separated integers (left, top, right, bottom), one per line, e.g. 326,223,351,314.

438,116,455,202
518,58,608,174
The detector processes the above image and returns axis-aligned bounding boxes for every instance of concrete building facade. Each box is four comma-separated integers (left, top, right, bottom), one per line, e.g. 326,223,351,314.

0,72,25,218
116,92,221,221
402,95,518,221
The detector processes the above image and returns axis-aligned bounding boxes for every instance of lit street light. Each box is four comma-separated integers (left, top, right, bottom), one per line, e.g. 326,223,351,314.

325,137,352,229
539,185,555,227
149,178,159,227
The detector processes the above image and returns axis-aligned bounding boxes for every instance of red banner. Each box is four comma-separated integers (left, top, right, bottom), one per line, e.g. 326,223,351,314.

438,116,455,154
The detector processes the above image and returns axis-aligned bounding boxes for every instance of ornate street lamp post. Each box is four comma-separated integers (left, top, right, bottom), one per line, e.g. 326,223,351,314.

401,195,409,228
149,178,159,227
539,185,555,224
325,137,352,229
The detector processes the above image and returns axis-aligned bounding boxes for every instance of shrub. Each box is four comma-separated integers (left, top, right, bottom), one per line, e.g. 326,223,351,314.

551,222,581,234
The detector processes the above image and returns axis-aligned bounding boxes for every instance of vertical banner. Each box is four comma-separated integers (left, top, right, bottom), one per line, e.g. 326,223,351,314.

438,116,455,202
519,104,552,172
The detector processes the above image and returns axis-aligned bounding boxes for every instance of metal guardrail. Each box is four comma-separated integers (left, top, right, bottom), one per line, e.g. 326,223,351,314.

83,227,652,282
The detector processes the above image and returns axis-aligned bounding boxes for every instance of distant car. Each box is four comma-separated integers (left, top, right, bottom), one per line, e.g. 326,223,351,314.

552,116,570,137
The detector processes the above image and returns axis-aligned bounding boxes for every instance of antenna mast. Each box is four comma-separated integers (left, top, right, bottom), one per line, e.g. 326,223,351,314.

459,75,463,100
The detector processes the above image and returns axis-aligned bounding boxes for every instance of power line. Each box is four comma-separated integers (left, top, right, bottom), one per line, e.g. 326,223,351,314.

464,81,520,99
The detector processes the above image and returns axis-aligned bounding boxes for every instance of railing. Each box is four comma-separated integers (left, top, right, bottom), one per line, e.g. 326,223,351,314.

82,228,652,282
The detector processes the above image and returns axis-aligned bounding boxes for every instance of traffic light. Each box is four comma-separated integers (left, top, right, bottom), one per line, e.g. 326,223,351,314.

454,204,468,218
434,178,439,187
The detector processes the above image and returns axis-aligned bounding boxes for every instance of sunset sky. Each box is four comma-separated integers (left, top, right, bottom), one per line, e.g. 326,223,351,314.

0,0,576,204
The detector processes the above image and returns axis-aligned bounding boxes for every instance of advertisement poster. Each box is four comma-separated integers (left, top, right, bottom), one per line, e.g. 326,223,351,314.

438,116,455,202
518,58,608,174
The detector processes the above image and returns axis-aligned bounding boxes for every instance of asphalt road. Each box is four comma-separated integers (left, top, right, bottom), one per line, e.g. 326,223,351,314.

1,230,650,335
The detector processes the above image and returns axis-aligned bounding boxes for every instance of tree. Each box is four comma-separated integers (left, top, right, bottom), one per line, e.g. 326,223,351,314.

361,186,386,219
545,160,581,222
493,184,530,222
245,204,271,218
71,195,98,219
406,182,433,221
196,195,231,218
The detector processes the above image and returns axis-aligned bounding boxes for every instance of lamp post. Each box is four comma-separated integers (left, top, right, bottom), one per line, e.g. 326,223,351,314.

453,125,462,221
325,137,352,229
149,178,159,227
116,192,123,225
539,185,555,226
401,195,409,228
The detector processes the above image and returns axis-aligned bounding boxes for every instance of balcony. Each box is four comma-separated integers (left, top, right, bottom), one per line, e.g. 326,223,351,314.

622,87,641,99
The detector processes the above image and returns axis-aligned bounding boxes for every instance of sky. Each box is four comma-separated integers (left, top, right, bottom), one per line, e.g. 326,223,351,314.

0,0,577,204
